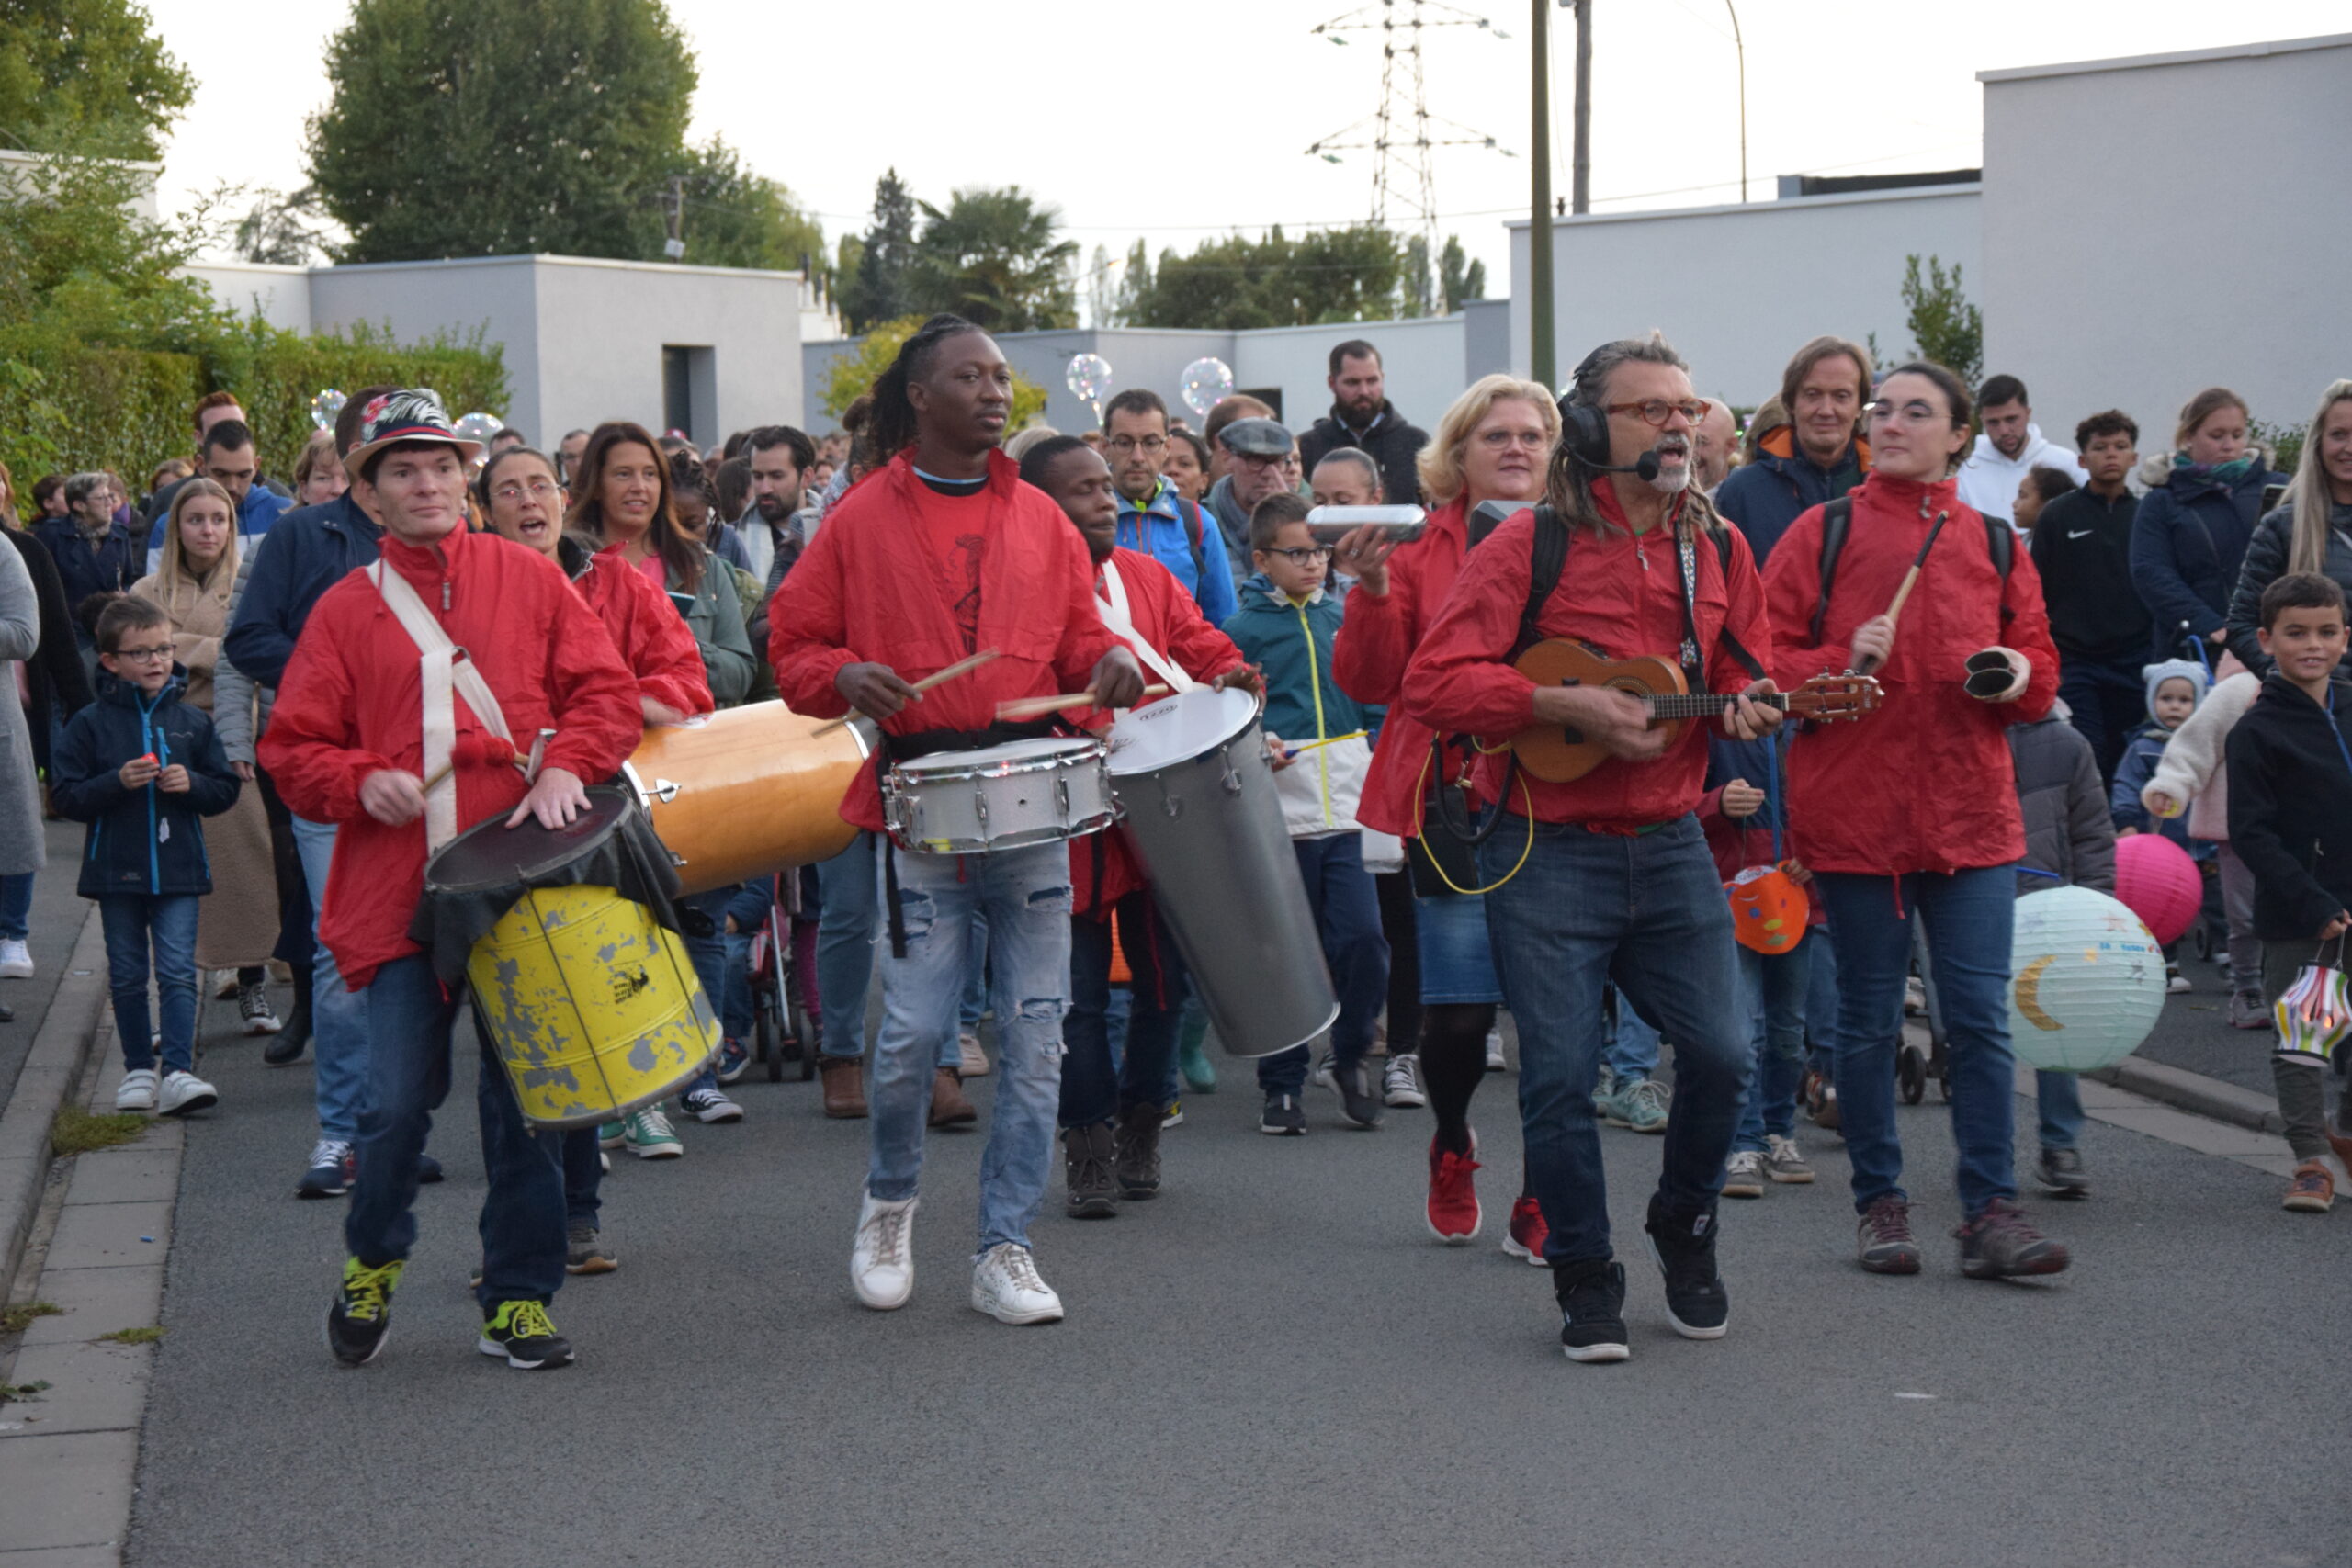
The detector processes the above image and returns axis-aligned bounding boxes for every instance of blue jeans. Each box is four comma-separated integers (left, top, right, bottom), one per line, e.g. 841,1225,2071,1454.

1260,833,1390,1096
345,955,565,1310
867,841,1069,1252
678,886,735,1098
100,894,198,1073
2035,1070,2085,1151
1480,816,1751,1266
1804,927,1839,1075
1063,891,1186,1127
815,833,975,1068
0,869,33,942
560,1126,602,1226
1606,990,1663,1080
1734,937,1811,1150
721,931,754,1041
292,816,369,1143
1816,867,2018,1216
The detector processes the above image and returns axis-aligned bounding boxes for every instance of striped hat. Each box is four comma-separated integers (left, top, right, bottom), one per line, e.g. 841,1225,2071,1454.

344,388,482,477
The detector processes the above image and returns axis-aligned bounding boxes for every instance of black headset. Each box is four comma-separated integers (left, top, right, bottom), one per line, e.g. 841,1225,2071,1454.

1557,344,1614,470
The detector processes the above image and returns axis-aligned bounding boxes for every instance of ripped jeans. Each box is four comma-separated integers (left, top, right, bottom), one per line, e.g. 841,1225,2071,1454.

867,840,1071,1254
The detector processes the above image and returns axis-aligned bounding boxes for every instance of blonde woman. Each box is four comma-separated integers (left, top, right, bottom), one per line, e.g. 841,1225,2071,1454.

2128,386,2289,660
131,479,281,1033
2226,380,2352,679
291,431,348,507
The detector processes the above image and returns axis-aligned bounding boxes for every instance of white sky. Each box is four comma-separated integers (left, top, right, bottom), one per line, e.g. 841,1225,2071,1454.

146,0,2347,305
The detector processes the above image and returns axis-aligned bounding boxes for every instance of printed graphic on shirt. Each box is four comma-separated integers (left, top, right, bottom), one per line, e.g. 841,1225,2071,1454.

945,530,983,652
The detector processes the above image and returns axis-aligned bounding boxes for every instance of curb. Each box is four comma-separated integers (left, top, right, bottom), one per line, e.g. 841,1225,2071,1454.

0,904,109,1292
2090,1053,2284,1135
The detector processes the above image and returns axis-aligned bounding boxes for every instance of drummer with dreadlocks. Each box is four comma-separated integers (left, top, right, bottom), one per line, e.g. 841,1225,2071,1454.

771,314,1146,1326
262,390,642,1371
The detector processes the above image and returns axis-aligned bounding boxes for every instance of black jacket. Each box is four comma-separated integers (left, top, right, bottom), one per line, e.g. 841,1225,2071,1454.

28,516,141,642
50,669,240,897
5,528,94,776
2225,673,2352,941
2223,502,2352,682
2007,712,2115,897
2030,487,2149,667
220,494,382,690
1295,400,1429,505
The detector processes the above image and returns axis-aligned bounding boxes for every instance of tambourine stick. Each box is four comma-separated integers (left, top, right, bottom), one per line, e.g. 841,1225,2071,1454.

1852,510,1949,678
811,649,1002,737
993,682,1172,722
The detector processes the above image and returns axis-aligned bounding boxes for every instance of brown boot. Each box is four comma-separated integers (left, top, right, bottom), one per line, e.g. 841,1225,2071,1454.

1114,1101,1163,1200
819,1056,869,1120
929,1066,978,1128
1064,1123,1117,1217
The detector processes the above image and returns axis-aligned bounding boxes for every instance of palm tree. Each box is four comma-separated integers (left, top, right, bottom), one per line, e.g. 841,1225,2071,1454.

910,186,1079,333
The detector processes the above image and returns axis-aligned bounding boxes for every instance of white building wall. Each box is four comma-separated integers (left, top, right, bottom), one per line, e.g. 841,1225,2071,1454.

306,256,545,438
1231,317,1464,433
1979,34,2352,449
1507,187,1983,406
181,262,312,334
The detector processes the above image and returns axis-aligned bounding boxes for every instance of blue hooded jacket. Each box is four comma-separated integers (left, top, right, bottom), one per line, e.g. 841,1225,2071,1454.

51,668,241,897
1114,478,1237,625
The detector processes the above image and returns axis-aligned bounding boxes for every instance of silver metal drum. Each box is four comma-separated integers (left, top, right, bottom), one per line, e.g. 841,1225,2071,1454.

882,737,1114,856
1106,688,1339,1058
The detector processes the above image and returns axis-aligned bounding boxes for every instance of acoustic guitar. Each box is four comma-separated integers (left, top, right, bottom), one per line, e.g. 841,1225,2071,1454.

1508,640,1881,784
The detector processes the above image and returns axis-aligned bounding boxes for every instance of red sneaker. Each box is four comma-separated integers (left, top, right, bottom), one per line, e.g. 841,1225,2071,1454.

1500,1193,1547,1266
1425,1130,1482,1244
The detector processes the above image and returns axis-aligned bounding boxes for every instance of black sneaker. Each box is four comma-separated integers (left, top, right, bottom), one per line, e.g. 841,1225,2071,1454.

1259,1092,1306,1136
263,998,310,1066
1955,1198,2070,1280
1063,1123,1117,1218
1327,1059,1385,1130
1113,1101,1163,1199
478,1299,575,1370
2035,1147,2090,1199
325,1256,404,1367
1555,1258,1629,1363
1644,1197,1729,1339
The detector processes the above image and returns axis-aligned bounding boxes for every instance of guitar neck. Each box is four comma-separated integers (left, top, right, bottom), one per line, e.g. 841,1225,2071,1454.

1645,692,1789,720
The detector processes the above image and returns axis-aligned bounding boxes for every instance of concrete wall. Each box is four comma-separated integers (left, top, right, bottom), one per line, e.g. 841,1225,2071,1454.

307,256,545,436
182,262,312,334
1980,34,2352,448
0,150,160,221
1506,186,1983,405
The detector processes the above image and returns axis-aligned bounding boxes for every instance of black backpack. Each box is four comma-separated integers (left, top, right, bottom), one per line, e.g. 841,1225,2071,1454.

1804,494,2012,647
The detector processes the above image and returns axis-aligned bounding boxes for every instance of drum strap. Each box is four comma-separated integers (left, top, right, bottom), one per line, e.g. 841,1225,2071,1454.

368,561,522,852
873,722,1057,958
1097,560,1196,695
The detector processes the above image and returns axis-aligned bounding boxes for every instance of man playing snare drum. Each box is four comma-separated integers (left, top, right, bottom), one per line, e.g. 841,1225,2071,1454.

771,315,1145,1325
263,390,642,1371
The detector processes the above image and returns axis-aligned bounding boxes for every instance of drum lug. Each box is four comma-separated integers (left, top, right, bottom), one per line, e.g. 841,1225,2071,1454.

974,788,990,837
1158,778,1182,818
1218,756,1242,797
650,777,681,804
1056,777,1069,818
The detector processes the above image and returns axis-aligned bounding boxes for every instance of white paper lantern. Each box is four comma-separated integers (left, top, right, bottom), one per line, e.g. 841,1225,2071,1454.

2007,886,2165,1072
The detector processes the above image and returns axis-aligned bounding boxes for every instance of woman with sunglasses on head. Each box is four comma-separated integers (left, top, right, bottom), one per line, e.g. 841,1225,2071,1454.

1761,361,2069,1283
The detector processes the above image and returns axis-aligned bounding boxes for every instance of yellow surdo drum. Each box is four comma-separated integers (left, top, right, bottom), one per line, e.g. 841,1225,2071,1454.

422,790,718,1130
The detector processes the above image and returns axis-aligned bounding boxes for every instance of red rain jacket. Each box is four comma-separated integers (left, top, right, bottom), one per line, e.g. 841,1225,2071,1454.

767,450,1124,833
259,525,644,987
1760,472,2058,875
1402,489,1775,830
1334,497,1480,837
1070,547,1248,916
571,549,713,718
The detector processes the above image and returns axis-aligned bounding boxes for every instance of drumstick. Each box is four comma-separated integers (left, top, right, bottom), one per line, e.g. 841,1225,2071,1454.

811,649,1001,736
1854,510,1949,678
993,682,1172,722
1280,729,1368,758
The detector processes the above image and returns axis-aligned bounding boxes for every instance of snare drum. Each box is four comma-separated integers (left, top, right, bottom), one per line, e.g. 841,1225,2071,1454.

883,737,1114,855
623,700,868,895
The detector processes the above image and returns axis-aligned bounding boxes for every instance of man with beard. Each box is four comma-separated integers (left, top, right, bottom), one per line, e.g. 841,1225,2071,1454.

1955,375,2087,526
1297,340,1430,505
737,425,817,595
1402,333,1778,1364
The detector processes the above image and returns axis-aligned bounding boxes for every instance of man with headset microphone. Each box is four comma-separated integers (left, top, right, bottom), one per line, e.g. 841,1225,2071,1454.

1398,333,1780,1365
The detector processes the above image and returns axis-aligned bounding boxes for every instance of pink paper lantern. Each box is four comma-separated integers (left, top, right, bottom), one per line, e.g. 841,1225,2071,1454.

2113,833,2202,946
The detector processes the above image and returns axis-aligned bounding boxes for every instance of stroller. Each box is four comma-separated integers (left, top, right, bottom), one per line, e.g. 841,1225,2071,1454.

745,868,822,1082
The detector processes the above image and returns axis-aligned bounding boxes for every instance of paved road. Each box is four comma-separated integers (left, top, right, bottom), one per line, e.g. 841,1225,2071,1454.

0,821,109,1101
124,995,2345,1568
2133,936,2279,1098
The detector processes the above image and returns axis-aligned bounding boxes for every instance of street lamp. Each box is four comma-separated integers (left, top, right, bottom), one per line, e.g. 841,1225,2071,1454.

1725,0,1747,202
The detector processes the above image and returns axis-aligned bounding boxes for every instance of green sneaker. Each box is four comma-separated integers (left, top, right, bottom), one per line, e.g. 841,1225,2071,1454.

326,1256,405,1367
1178,1034,1216,1093
1602,1075,1671,1134
596,1120,626,1150
478,1299,575,1370
622,1106,684,1159
1592,1064,1619,1118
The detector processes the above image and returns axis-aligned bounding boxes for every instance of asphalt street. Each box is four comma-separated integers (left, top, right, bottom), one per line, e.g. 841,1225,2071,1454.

0,820,110,1101
125,993,2347,1568
2133,933,2281,1097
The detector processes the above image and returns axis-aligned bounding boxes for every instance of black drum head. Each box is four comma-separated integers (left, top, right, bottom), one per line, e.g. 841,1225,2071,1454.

422,785,632,895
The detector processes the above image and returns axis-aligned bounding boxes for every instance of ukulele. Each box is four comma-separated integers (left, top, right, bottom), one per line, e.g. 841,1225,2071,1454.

1507,640,1881,784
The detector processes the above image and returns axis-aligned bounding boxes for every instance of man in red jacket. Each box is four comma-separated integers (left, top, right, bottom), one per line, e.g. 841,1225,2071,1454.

261,390,642,1372
1403,334,1780,1364
770,316,1144,1327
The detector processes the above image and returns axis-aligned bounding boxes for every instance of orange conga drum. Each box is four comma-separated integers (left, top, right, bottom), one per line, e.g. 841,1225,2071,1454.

623,701,868,895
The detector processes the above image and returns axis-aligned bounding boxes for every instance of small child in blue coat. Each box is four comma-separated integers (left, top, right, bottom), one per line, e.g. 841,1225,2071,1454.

2112,657,2211,989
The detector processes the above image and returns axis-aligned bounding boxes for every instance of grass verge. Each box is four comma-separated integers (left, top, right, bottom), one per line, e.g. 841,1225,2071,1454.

51,1105,146,1156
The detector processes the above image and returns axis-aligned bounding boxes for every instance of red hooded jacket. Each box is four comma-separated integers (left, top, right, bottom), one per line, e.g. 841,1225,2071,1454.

1334,497,1479,837
1759,472,2058,875
767,450,1125,833
570,548,713,717
1070,547,1247,916
1402,489,1774,831
259,525,645,987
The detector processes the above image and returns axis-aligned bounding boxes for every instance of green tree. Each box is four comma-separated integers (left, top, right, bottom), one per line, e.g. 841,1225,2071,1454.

909,186,1077,333
1127,225,1406,331
305,0,695,263
1439,235,1486,312
820,314,1046,430
840,169,916,333
1897,253,1983,388
233,187,333,265
669,139,824,274
0,0,193,159
1109,238,1152,329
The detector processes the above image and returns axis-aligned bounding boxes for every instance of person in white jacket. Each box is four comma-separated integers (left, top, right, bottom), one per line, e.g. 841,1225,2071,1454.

1957,375,2089,525
2142,670,2267,1026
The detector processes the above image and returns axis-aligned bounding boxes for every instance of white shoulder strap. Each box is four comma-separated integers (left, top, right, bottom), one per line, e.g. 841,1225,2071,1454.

369,560,519,850
1097,558,1195,695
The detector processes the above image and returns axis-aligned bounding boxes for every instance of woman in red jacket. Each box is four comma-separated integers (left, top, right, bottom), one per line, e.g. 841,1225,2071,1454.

1760,362,2071,1281
1332,374,1555,1256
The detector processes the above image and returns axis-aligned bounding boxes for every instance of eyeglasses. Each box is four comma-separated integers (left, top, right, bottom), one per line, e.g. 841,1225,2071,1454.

1605,400,1704,429
1868,399,1949,426
1262,545,1334,565
492,479,560,503
1105,435,1167,455
1477,430,1553,450
1235,452,1290,472
113,644,175,663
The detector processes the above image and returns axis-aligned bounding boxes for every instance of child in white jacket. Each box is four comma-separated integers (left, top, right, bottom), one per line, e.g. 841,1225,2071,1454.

2143,671,2265,1026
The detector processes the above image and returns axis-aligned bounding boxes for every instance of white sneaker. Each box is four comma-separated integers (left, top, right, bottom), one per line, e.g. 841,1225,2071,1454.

850,1193,917,1310
115,1067,159,1111
1383,1053,1428,1108
211,969,239,1000
958,1031,990,1077
156,1069,218,1117
1484,1027,1507,1072
971,1241,1063,1325
237,982,281,1034
0,938,31,978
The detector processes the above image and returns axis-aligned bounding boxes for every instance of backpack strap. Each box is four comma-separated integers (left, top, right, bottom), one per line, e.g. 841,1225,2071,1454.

1808,494,1853,647
1173,496,1207,585
1984,514,2015,622
1514,504,1569,659
1706,525,1766,683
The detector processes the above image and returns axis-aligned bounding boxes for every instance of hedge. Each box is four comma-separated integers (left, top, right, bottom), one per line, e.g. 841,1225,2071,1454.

0,321,506,496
